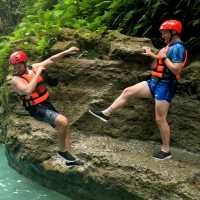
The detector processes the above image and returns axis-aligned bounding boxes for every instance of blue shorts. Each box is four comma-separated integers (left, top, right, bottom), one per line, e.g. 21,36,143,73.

26,101,58,127
147,78,177,102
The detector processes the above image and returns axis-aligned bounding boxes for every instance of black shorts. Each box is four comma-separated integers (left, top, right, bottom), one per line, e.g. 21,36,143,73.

26,101,59,127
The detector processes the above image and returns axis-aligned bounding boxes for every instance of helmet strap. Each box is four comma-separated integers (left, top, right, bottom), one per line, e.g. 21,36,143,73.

169,30,181,44
171,30,177,36
169,30,174,42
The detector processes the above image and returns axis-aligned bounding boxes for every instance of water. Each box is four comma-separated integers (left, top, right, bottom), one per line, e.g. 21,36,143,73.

0,145,70,200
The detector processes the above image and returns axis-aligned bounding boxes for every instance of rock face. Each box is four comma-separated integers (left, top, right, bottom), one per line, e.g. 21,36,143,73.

4,29,200,199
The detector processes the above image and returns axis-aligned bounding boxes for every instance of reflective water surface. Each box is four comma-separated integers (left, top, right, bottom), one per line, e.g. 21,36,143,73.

0,145,69,200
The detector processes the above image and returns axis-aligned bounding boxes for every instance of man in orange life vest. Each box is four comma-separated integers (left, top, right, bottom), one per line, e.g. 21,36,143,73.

10,46,82,166
89,20,188,160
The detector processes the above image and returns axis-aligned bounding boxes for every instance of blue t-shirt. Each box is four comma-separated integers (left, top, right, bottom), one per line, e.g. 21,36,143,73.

167,41,185,63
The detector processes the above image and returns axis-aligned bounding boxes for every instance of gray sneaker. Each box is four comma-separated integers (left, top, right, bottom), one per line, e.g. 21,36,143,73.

58,151,84,166
65,159,84,166
58,151,77,163
152,151,172,160
89,110,110,123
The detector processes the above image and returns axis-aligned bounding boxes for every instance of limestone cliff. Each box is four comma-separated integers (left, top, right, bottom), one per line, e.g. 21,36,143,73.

4,29,200,200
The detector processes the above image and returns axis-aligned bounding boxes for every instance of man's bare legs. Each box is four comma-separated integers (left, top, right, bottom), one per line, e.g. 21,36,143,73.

54,114,71,152
89,81,152,122
54,114,83,165
103,81,152,116
155,100,171,152
90,81,173,160
53,114,82,164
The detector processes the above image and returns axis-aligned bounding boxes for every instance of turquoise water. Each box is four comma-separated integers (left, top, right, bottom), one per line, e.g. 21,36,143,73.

0,145,70,200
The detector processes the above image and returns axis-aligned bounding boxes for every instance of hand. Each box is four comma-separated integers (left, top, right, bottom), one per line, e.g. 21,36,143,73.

66,47,80,55
142,46,156,58
158,51,167,59
158,47,168,59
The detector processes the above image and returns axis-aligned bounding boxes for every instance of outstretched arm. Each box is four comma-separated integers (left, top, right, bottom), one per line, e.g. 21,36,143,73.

32,47,80,68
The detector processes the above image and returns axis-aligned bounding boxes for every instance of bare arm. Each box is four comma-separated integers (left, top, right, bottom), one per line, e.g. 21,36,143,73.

163,58,184,75
11,66,45,95
32,47,80,69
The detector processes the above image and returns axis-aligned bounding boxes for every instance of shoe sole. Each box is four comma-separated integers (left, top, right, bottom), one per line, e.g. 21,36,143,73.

65,159,79,163
66,160,84,166
89,110,108,123
56,153,79,163
152,155,172,160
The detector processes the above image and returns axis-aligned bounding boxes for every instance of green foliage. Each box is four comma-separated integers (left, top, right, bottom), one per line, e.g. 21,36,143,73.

0,82,10,114
0,0,35,34
0,0,198,84
1,0,199,50
0,0,200,76
100,0,200,49
0,0,199,80
0,43,11,82
0,43,12,140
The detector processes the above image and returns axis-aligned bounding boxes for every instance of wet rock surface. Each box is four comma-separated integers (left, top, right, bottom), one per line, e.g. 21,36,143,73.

6,116,200,200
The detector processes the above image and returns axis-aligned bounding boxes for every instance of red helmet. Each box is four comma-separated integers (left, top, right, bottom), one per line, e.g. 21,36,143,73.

9,51,28,65
159,20,182,34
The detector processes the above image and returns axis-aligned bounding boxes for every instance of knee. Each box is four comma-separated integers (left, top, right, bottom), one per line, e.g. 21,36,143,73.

55,115,69,127
155,115,166,126
122,87,132,99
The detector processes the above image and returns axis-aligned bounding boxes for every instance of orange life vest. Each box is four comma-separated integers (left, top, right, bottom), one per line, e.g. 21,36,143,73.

20,70,49,106
151,44,188,80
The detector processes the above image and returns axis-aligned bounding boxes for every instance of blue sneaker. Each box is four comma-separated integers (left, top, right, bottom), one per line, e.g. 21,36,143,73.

89,110,110,123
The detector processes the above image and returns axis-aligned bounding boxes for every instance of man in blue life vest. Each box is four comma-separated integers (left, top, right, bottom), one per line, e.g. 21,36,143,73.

9,47,83,166
89,20,188,160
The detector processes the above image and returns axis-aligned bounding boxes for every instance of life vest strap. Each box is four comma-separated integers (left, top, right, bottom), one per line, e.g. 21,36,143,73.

151,71,163,78
31,92,49,106
19,70,49,107
151,50,188,80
